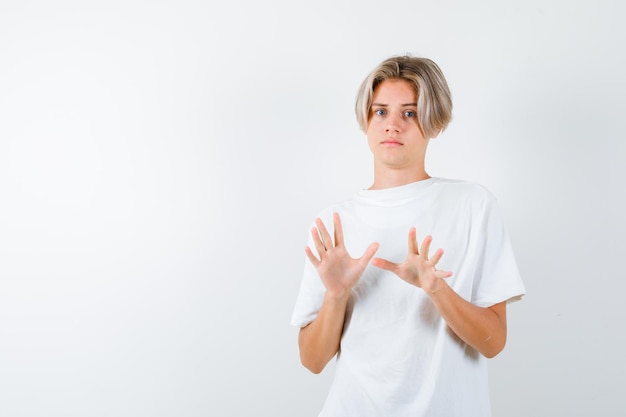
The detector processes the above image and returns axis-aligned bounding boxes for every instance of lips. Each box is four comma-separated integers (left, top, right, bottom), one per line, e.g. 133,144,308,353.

381,138,403,146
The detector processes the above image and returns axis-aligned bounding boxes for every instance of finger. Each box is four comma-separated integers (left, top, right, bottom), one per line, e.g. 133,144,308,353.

310,226,326,257
371,257,400,274
333,213,344,247
420,235,433,259
408,228,418,254
304,246,320,267
359,242,380,264
435,270,453,279
429,248,445,265
315,217,334,250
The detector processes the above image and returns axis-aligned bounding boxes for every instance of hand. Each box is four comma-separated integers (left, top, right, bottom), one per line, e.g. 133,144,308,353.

305,213,380,300
371,228,452,294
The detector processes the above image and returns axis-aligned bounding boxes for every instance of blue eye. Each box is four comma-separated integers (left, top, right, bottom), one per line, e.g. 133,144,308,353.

374,109,386,116
404,110,416,118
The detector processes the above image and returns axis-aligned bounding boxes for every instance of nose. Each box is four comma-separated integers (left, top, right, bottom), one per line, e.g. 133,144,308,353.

385,113,402,132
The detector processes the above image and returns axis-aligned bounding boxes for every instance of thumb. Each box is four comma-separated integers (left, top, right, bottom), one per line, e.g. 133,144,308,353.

361,242,380,262
359,242,380,264
371,257,399,274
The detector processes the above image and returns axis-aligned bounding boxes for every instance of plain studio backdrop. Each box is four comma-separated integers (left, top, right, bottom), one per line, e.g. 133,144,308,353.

0,0,624,416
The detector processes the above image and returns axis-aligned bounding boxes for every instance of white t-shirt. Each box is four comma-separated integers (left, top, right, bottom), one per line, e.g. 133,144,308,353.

291,178,525,417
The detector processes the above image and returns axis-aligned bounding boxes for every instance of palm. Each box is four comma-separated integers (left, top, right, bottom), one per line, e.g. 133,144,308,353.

372,228,452,293
305,213,379,299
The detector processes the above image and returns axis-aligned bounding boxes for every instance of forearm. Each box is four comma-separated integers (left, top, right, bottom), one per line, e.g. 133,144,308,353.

298,292,350,374
429,279,507,358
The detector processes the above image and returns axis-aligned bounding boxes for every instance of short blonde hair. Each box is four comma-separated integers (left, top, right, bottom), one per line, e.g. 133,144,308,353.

355,55,453,138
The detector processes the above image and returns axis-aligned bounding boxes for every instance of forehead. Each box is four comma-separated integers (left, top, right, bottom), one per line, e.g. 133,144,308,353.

372,79,417,103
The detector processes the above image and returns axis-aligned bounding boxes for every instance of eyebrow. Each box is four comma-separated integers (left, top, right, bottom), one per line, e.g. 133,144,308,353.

371,102,417,107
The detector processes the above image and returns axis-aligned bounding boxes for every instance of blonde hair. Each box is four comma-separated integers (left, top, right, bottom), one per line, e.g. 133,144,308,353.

355,55,453,138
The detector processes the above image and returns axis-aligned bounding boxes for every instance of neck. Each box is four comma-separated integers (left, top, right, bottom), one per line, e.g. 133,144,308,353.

369,164,430,190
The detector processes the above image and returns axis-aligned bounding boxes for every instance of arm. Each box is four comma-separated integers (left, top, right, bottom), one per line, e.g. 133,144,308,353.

299,213,379,373
429,281,506,358
372,228,507,358
298,292,350,374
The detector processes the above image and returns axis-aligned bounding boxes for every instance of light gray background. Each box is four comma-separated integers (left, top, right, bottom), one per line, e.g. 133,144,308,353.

1,0,624,416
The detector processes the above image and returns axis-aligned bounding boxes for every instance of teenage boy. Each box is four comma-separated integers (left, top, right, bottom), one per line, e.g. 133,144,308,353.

291,55,525,417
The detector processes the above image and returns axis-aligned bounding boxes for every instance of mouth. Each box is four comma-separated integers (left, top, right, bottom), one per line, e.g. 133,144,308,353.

381,139,403,146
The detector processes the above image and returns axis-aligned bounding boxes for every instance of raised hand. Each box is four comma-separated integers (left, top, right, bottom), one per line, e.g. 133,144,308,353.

305,213,380,300
371,228,452,294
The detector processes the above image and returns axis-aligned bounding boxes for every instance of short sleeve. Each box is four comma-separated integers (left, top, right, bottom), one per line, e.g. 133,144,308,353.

290,258,325,328
471,192,526,307
290,218,331,328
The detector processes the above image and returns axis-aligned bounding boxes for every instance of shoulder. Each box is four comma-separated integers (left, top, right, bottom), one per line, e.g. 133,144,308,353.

432,178,498,206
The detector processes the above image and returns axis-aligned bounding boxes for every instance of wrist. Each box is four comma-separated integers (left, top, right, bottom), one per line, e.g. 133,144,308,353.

324,289,351,304
427,277,446,296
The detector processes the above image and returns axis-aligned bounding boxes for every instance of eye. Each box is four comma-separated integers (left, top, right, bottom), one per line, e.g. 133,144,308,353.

404,110,416,118
373,108,386,116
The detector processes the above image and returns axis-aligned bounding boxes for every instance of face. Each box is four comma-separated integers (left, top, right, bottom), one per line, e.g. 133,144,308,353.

366,79,429,172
